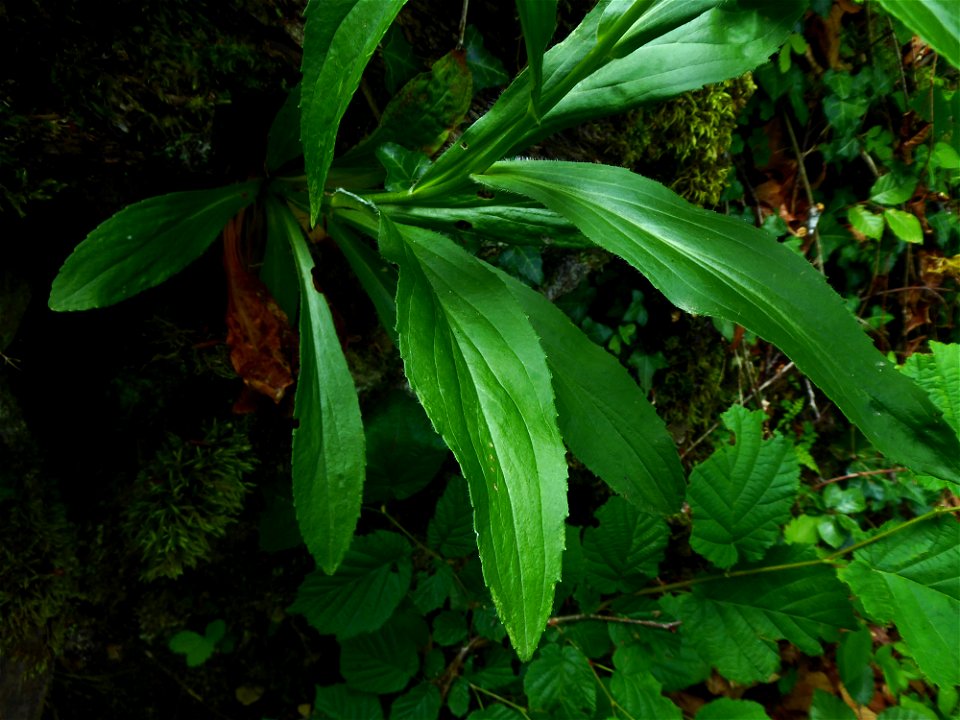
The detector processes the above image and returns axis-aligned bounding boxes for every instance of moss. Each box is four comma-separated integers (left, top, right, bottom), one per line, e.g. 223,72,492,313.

0,480,78,675
609,75,757,207
123,420,257,582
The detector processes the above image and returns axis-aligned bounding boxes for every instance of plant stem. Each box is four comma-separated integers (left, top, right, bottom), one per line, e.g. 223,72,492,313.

470,684,531,719
634,506,958,597
549,613,681,630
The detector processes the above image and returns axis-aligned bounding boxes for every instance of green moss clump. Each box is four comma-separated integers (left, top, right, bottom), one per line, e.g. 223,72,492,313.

124,420,256,582
615,75,757,207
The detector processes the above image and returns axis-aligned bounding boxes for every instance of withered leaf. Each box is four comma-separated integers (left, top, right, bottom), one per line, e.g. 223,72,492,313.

223,212,297,405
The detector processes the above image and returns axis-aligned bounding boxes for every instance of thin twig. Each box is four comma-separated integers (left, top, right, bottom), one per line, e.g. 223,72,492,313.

456,0,469,49
549,613,681,630
681,362,795,459
783,112,825,273
814,466,906,489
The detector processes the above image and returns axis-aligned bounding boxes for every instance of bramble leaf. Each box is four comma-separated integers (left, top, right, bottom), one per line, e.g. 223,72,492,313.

313,683,385,720
49,181,261,311
339,611,425,694
288,530,411,639
581,496,669,592
477,160,960,485
901,341,959,437
389,682,441,720
524,644,596,718
839,516,960,688
676,546,857,683
610,643,682,719
273,199,365,573
379,218,568,661
687,406,799,568
697,698,769,719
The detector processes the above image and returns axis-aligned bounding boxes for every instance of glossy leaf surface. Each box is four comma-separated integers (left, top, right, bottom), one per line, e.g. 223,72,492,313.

301,0,405,223
477,160,960,484
499,269,685,514
49,181,260,311
416,0,801,189
840,517,960,688
515,0,556,114
688,406,799,569
676,546,857,683
875,0,960,69
378,218,568,660
272,198,365,573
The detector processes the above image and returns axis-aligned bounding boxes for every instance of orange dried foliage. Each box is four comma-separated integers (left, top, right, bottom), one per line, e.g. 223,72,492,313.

223,210,297,408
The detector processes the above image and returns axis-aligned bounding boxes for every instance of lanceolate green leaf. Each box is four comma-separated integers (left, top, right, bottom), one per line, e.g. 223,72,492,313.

688,406,800,569
49,181,261,311
301,0,405,224
676,546,857,684
875,0,960,70
414,0,801,191
839,516,960,688
378,217,568,660
497,269,685,514
515,0,556,115
327,216,399,344
477,160,960,485
269,198,365,573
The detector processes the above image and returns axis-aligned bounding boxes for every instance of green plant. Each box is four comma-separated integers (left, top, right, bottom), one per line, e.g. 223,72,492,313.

168,619,231,667
48,0,959,669
123,420,256,581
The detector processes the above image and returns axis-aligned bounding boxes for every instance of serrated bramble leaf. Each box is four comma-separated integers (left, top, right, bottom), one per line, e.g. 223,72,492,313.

468,644,517,690
433,611,468,646
49,181,260,311
301,0,405,223
609,610,710,691
496,266,684,515
313,683,384,720
377,143,432,193
477,161,960,485
378,218,568,661
688,405,800,569
582,496,669,592
677,546,857,684
610,643,683,719
274,198,365,573
467,706,525,720
524,644,596,718
411,562,458,614
696,698,769,719
340,611,425,694
839,516,960,688
390,683,441,720
901,341,959,438
427,476,476,558
497,246,544,287
288,530,411,639
838,625,875,706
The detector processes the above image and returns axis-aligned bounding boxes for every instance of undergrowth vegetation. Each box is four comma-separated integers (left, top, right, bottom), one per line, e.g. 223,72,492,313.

1,1,958,719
